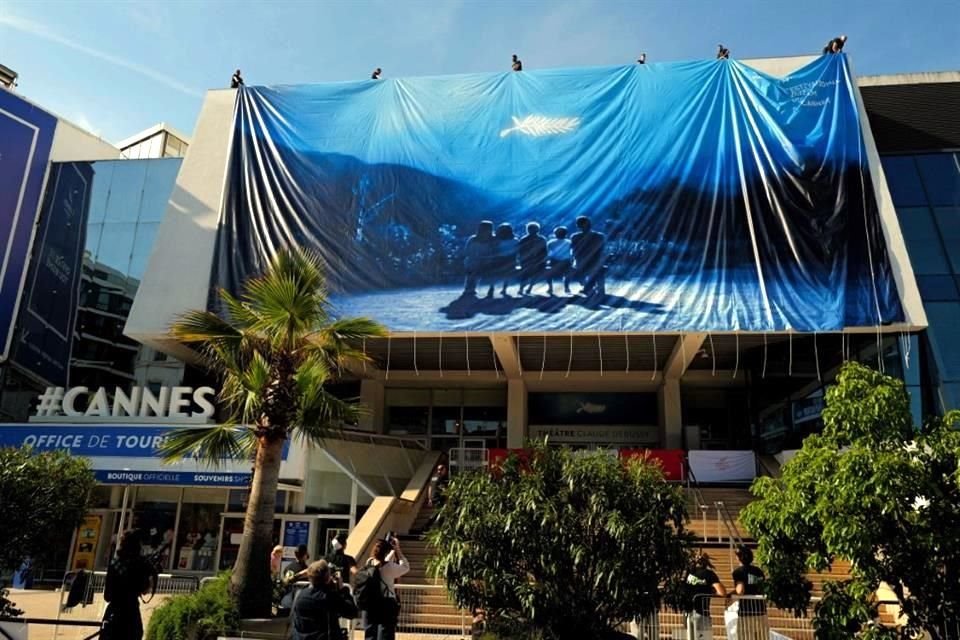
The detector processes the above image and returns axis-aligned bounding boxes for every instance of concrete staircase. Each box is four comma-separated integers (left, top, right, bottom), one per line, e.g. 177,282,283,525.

394,507,468,635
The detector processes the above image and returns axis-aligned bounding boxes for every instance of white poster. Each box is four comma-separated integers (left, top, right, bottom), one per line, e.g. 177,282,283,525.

688,450,756,483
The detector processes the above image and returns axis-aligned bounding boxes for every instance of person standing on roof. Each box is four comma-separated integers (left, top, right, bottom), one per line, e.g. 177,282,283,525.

231,69,244,88
512,54,523,71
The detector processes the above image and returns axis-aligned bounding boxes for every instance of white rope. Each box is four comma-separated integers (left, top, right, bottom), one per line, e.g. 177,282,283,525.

624,333,630,374
651,334,657,381
680,333,686,377
540,334,547,381
708,333,716,376
492,337,501,380
438,333,443,378
788,332,793,377
814,331,821,383
413,330,419,376
465,332,471,376
762,332,768,379
598,332,604,377
517,333,523,376
565,330,574,379
733,334,740,379
901,331,912,370
385,333,391,381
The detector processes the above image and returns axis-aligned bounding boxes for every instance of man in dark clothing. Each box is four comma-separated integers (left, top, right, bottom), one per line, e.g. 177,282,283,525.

289,560,358,640
517,222,548,295
327,533,358,586
286,544,311,582
101,531,154,640
685,552,726,640
823,35,847,54
371,68,382,80
424,463,450,529
732,546,768,639
570,216,607,297
231,69,244,88
716,44,730,59
637,53,647,64
512,54,522,71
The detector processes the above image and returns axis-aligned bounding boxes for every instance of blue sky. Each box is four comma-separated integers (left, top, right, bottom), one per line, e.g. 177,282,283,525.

1,0,958,143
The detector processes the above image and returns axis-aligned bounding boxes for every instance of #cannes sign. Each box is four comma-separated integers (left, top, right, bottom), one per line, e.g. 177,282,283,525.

31,386,216,423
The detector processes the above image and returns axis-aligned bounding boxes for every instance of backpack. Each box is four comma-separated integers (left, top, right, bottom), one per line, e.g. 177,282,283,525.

353,564,386,613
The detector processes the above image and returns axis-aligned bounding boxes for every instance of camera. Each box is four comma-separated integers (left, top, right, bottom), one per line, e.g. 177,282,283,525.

385,531,395,544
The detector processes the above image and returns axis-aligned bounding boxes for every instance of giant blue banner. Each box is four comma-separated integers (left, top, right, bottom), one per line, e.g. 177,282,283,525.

214,54,903,332
0,91,57,357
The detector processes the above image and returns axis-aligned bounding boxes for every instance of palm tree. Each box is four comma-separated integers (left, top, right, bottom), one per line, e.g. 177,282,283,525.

159,248,385,617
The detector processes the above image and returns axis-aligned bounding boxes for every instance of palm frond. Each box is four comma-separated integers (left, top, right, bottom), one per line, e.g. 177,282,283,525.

218,289,259,330
170,309,245,372
159,424,256,466
308,317,387,371
296,388,364,446
220,350,271,424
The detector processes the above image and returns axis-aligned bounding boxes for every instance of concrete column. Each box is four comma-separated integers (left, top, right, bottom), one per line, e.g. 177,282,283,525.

506,378,527,448
358,379,385,433
659,379,683,449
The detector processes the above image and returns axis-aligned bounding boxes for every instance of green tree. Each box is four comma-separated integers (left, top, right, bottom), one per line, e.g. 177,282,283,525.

741,361,960,639
159,248,385,617
428,444,693,639
0,447,97,614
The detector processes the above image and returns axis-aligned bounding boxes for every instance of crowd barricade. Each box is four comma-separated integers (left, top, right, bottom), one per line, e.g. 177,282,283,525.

48,570,199,640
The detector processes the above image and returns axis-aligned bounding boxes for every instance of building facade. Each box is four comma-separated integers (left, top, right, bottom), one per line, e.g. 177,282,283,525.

0,56,958,578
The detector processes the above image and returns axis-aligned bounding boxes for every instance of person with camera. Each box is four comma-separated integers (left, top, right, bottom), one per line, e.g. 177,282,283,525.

100,530,156,640
355,535,409,640
289,559,358,640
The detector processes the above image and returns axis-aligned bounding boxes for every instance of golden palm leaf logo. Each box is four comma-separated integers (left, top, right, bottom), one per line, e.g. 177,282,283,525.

499,115,581,138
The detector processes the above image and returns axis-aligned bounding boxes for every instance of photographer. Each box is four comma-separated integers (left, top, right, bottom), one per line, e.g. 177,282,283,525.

101,530,156,640
357,536,409,640
289,560,358,640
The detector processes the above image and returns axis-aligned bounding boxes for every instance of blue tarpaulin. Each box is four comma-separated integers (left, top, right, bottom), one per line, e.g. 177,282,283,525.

214,54,903,332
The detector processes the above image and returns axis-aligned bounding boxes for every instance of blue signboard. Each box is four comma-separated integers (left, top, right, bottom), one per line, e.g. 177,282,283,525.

11,163,93,385
0,424,289,459
0,90,57,361
283,520,310,549
94,469,250,486
214,54,903,333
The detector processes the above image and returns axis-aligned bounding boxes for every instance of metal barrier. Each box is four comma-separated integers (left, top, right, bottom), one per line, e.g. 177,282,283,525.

0,617,102,640
448,448,488,475
48,570,199,639
395,583,469,638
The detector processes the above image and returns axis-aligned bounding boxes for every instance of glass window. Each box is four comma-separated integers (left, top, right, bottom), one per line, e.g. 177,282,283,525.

174,489,224,572
386,406,429,434
432,389,463,406
146,134,164,159
915,153,960,207
140,159,181,223
933,208,960,273
131,487,179,570
431,406,461,435
926,302,960,380
85,162,116,224
128,222,158,281
916,275,960,301
384,389,430,406
940,382,960,412
882,156,928,207
227,489,287,513
103,162,148,223
93,223,137,276
462,405,505,436
897,207,950,274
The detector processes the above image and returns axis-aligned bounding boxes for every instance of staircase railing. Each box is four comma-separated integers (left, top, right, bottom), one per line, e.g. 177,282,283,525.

683,460,710,543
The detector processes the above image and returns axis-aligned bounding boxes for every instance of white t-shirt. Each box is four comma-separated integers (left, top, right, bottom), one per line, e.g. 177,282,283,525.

371,555,409,597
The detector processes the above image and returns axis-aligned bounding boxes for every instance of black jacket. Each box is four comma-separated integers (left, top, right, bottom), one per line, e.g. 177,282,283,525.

289,583,358,640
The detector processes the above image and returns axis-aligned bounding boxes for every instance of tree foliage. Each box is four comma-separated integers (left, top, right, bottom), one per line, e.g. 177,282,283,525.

159,247,385,617
428,444,693,639
146,572,239,640
741,361,960,639
0,447,96,613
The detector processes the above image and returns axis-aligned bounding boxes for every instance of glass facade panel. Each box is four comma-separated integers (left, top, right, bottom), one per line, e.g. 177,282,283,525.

896,207,950,274
926,302,960,380
933,207,960,273
915,153,960,206
103,161,148,222
6,158,182,399
882,156,928,206
916,275,960,301
462,405,505,436
386,406,429,434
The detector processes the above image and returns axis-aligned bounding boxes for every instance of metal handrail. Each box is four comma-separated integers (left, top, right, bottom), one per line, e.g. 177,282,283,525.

0,617,101,640
335,429,429,450
683,460,711,542
715,500,746,548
